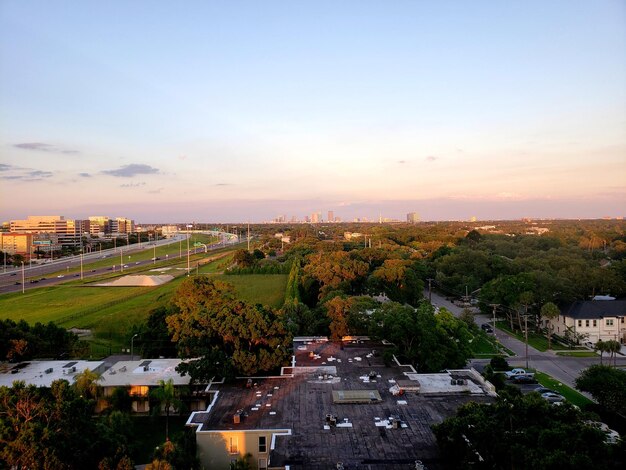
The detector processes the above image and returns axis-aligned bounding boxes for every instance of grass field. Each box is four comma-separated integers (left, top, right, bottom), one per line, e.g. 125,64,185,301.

497,321,550,351
217,274,288,309
555,351,598,357
534,371,593,408
0,245,288,356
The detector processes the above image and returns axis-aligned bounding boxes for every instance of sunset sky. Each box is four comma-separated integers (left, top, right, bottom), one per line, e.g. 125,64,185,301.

1,1,624,222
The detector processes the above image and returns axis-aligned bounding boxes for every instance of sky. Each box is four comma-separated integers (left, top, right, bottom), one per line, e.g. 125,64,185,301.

0,0,624,223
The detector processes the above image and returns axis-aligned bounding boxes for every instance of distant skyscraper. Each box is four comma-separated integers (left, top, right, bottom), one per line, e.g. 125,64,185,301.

407,212,419,223
311,212,320,223
328,211,334,223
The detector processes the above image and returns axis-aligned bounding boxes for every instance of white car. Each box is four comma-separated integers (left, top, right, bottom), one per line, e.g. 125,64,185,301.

541,392,565,403
504,368,528,379
586,421,620,444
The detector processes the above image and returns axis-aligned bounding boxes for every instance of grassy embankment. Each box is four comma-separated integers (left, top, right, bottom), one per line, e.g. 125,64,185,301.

533,371,593,408
0,238,288,356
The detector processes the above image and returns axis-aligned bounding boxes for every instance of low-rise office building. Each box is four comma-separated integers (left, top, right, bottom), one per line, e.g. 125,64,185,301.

187,339,496,469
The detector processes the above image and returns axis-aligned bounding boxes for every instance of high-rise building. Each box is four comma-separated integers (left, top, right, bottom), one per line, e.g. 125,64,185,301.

311,212,320,223
328,211,334,223
111,217,134,234
407,212,420,224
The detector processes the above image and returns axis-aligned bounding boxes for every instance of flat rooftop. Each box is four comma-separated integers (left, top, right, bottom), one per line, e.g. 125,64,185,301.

189,339,496,469
100,359,189,387
0,360,105,388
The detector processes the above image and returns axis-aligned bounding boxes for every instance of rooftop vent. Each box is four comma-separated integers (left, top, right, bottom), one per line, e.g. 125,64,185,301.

45,368,53,374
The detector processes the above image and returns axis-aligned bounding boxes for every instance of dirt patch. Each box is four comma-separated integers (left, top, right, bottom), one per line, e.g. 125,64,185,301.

94,274,174,287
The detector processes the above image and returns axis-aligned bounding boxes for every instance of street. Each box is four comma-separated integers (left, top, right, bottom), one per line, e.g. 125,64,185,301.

428,289,626,390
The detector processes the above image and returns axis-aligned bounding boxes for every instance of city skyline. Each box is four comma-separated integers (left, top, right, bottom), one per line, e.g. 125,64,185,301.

1,1,624,223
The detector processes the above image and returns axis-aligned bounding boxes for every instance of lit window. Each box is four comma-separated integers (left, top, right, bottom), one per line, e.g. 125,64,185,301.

229,437,238,454
259,435,267,453
129,385,149,397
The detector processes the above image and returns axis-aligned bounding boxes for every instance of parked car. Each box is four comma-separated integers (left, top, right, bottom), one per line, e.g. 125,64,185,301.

505,368,533,379
541,392,565,403
585,421,620,444
512,374,538,384
533,387,556,395
481,324,493,333
57,275,64,278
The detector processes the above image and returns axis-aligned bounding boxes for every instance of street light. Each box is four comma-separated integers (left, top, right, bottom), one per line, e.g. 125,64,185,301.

130,334,138,361
21,261,25,294
80,248,84,280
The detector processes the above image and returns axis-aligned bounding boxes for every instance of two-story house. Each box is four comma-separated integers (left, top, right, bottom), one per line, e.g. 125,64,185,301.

548,300,626,346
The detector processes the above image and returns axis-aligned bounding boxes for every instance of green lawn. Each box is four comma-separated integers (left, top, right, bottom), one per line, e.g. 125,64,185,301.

555,351,598,357
534,371,593,408
0,250,287,356
217,274,288,309
497,321,550,351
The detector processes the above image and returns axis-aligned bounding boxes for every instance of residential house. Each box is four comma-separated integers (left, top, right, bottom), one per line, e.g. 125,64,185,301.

548,300,626,345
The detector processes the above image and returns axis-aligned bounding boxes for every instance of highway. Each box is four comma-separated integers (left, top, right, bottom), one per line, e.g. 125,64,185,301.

0,233,238,295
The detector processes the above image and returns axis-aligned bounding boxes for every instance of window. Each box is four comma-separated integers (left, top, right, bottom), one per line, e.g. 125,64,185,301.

621,317,624,324
258,435,267,453
258,458,268,470
578,320,582,327
593,320,597,327
585,320,590,327
606,319,614,327
229,437,238,454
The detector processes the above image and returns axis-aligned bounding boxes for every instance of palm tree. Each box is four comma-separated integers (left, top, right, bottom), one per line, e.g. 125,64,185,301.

595,339,607,365
540,302,560,350
605,340,621,367
150,378,181,440
73,368,102,399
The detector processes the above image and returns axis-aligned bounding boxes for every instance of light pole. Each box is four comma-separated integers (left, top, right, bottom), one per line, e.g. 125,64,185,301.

21,261,25,294
120,249,124,272
80,248,84,280
186,230,190,276
153,243,156,264
523,314,530,369
130,334,138,361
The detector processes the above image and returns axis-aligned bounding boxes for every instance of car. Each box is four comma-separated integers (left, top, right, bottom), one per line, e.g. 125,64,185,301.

123,264,129,268
107,267,113,270
14,281,21,285
541,392,565,403
512,374,538,384
481,324,493,333
29,279,38,284
135,262,140,265
533,387,556,395
585,421,620,444
505,368,531,379
40,277,46,280
57,275,64,278
10,273,16,276
73,274,79,277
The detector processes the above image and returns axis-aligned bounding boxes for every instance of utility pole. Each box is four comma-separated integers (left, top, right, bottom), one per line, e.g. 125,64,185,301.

489,304,500,333
426,278,434,304
523,314,530,369
247,222,250,251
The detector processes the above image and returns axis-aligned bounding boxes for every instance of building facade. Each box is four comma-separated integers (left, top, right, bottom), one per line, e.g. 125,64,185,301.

547,300,626,345
9,216,81,248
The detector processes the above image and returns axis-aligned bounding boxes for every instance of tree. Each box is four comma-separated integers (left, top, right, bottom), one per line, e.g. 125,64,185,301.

595,339,607,365
233,249,254,268
540,302,560,350
73,368,102,400
150,379,182,441
303,250,369,297
433,393,622,468
604,339,622,367
167,277,292,377
576,365,626,415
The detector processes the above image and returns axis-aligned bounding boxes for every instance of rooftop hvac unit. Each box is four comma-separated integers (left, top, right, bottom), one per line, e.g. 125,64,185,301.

233,413,241,424
143,366,149,371
45,368,53,374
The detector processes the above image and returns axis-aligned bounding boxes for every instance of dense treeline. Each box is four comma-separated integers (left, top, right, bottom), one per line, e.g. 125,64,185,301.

0,319,79,361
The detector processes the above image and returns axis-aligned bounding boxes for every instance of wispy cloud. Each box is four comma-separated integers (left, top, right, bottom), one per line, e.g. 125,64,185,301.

0,166,54,181
28,170,53,178
14,142,79,154
120,182,146,188
102,164,159,177
79,172,91,177
0,163,13,172
147,187,164,194
425,156,438,162
214,183,232,186
397,160,407,164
